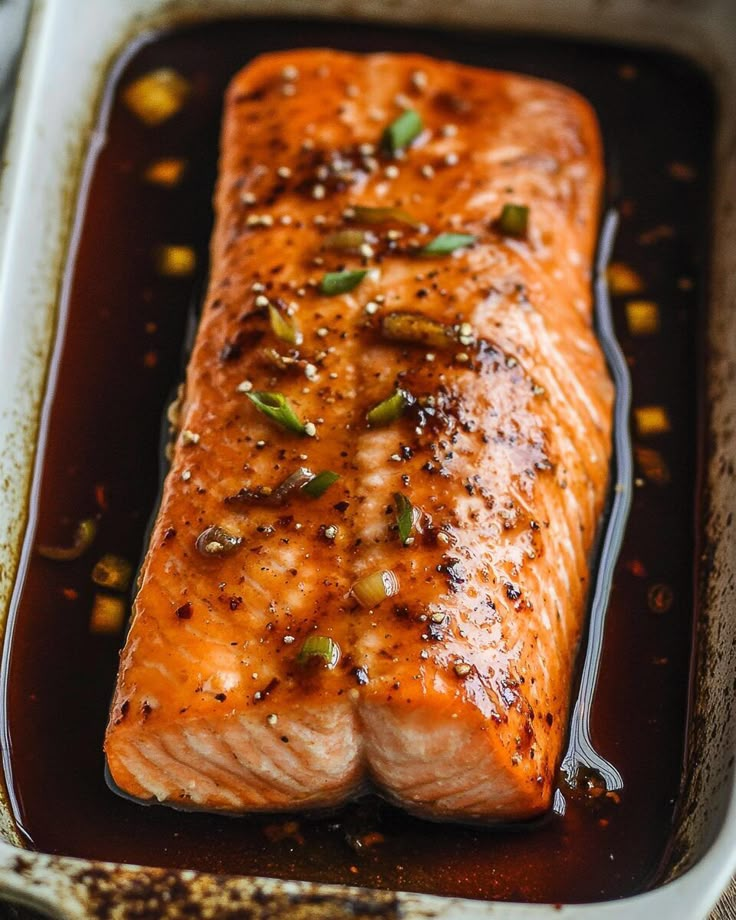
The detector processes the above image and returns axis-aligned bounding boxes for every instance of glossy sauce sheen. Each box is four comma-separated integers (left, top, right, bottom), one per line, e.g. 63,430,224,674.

105,49,611,821
1,20,712,903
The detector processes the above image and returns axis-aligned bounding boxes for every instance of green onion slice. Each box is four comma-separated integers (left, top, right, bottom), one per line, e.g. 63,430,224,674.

352,205,420,228
497,203,529,238
268,304,303,346
394,492,414,545
381,312,456,349
92,554,134,592
247,391,306,434
351,570,400,608
37,517,97,562
382,109,423,155
420,233,476,256
297,635,341,669
319,270,368,296
301,470,340,499
323,229,368,252
366,388,414,427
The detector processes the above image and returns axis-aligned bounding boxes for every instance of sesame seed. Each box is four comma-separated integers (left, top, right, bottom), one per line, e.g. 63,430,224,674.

324,525,338,540
236,380,253,393
459,322,473,337
346,83,359,98
266,713,279,725
255,294,269,308
386,229,402,241
304,363,318,380
277,166,292,179
437,532,450,544
181,470,191,481
420,650,429,660
444,152,459,166
281,83,296,97
410,70,428,92
425,353,436,362
385,165,400,179
365,301,379,315
454,662,472,677
280,215,293,225
313,216,326,227
312,184,326,200
241,191,256,205
301,138,315,151
329,372,339,380
430,612,445,624
316,327,329,337
316,165,329,181
441,124,458,137
359,143,375,156
304,422,317,437
180,429,200,446
359,243,375,259
256,440,266,448
390,454,402,462
342,207,356,220
281,65,299,81
420,164,435,179
251,281,266,292
455,352,470,363
394,92,412,109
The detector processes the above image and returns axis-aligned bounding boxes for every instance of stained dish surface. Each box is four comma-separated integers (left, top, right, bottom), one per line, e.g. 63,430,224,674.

0,18,713,904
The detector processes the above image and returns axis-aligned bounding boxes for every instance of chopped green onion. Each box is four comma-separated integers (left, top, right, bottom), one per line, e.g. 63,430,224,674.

352,206,420,228
319,270,368,296
394,492,415,545
351,570,400,608
382,109,423,155
268,304,303,346
37,518,97,562
195,525,242,557
297,635,341,669
247,391,306,434
323,229,368,252
497,204,529,238
92,554,134,592
419,233,476,256
366,388,413,427
301,470,340,499
381,312,456,349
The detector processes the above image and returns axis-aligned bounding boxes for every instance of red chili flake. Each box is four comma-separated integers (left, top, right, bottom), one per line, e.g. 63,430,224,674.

175,602,193,619
626,559,647,578
62,587,79,601
143,350,159,369
94,484,109,511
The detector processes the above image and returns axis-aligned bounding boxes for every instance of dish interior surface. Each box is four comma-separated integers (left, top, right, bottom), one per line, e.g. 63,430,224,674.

0,18,713,905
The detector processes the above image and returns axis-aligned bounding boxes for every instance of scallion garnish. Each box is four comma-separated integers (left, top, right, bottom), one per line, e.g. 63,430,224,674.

382,109,423,156
351,570,400,608
497,203,529,238
381,312,456,349
37,517,97,562
366,388,414,427
301,470,340,499
319,270,368,296
246,391,306,434
419,233,476,256
297,635,341,669
352,205,420,228
394,492,414,545
268,303,303,346
323,229,368,252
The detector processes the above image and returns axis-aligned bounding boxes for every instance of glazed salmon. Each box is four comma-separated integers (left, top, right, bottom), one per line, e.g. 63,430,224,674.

105,49,611,820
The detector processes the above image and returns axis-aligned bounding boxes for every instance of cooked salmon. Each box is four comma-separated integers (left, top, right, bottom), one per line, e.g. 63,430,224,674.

104,49,611,820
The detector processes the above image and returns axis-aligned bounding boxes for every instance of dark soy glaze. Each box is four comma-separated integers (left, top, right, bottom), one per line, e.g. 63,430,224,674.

0,20,713,904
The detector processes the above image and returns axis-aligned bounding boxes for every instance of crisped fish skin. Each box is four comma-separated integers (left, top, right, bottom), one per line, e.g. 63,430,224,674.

105,49,611,819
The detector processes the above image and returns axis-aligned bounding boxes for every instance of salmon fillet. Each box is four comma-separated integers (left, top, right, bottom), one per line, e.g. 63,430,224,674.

105,49,611,820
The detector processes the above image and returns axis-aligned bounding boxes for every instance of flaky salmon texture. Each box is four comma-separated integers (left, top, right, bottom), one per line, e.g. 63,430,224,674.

105,49,612,821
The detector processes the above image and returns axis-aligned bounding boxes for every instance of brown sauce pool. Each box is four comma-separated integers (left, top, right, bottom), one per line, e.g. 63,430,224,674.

0,19,713,904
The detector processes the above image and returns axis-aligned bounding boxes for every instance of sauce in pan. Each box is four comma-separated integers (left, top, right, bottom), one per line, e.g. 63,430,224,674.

0,19,713,904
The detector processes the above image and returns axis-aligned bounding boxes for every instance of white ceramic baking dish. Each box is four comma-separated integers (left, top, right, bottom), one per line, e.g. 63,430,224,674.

0,0,734,917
